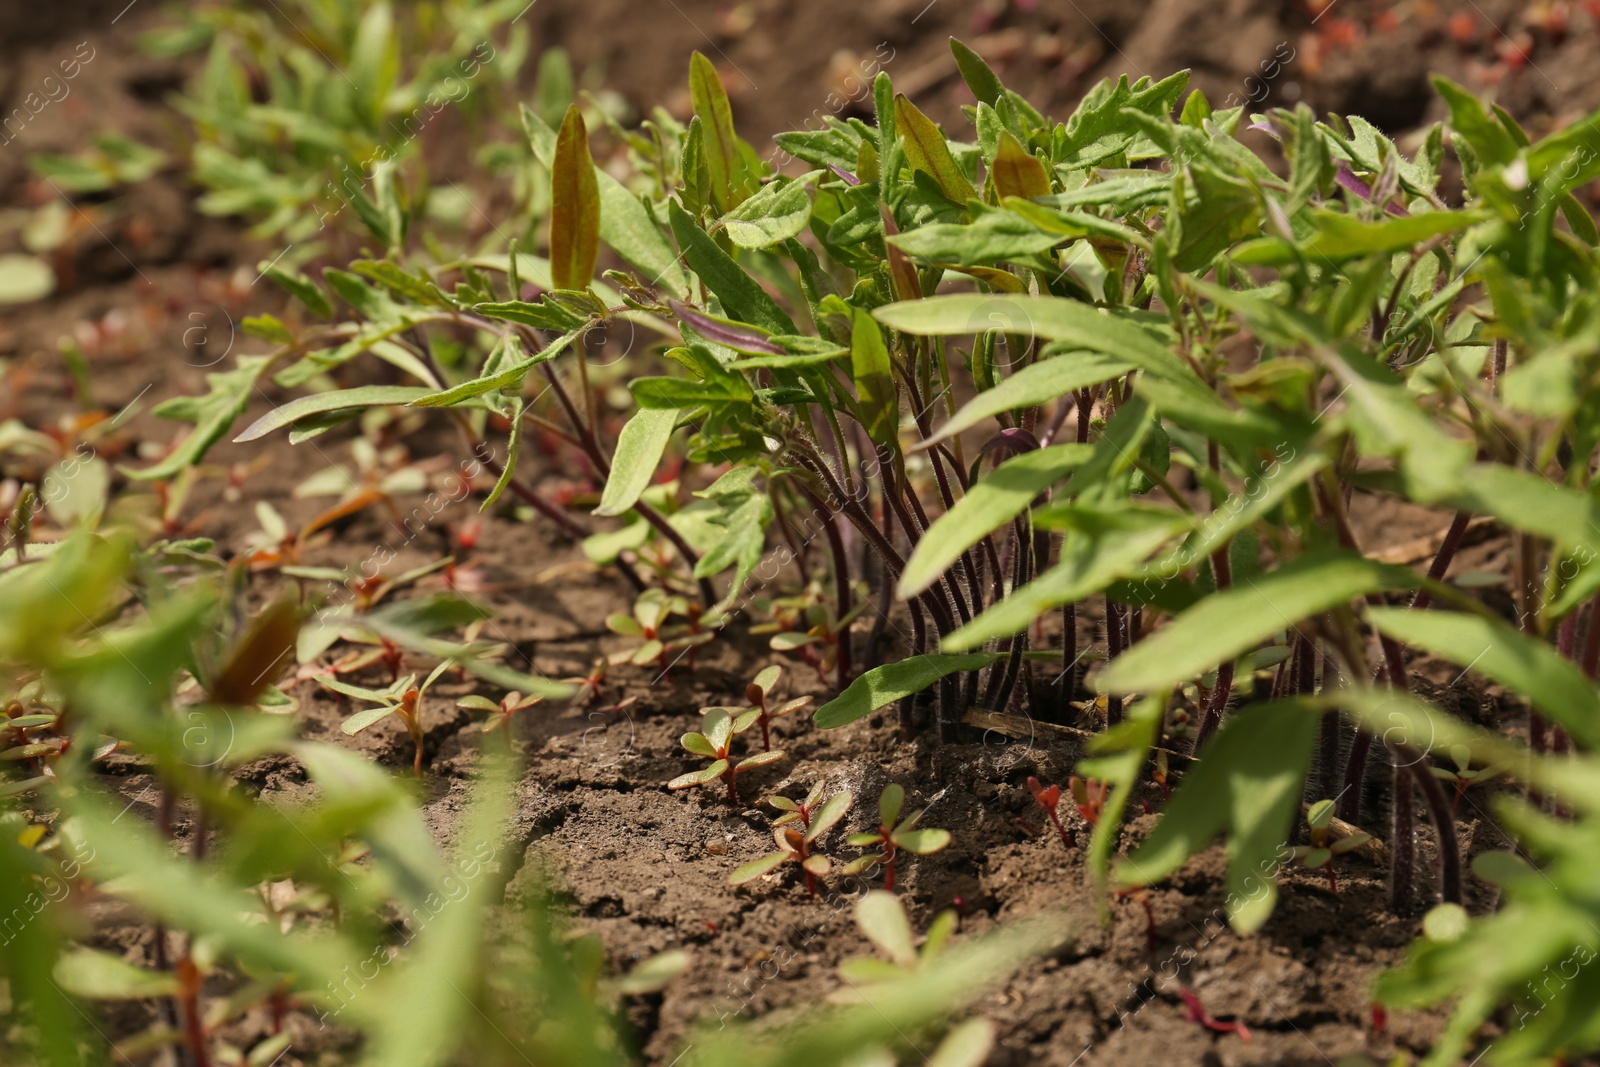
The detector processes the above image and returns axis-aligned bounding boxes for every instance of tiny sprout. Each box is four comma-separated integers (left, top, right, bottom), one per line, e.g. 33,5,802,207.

1430,744,1508,813
1178,988,1252,1042
1152,749,1172,801
322,660,451,776
729,784,854,898
1025,777,1075,849
834,890,957,993
667,707,784,804
606,588,712,671
1069,776,1109,825
457,690,543,733
743,665,812,751
1287,799,1373,892
842,784,951,891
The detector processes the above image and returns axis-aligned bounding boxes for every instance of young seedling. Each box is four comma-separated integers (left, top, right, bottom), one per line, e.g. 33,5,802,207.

834,890,957,992
753,583,867,683
1070,776,1109,826
666,707,784,805
457,690,543,733
1429,744,1508,813
1178,988,1252,1042
842,784,951,891
321,660,451,776
743,665,812,752
606,588,712,671
1287,799,1374,893
1025,776,1075,849
728,785,853,898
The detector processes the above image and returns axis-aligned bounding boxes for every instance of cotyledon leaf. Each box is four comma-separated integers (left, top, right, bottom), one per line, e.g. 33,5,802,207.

900,444,1093,598
1097,550,1421,693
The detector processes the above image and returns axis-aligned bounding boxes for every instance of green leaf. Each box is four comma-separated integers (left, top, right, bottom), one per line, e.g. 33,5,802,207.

856,890,917,966
989,130,1051,200
341,704,398,735
410,328,581,408
522,106,688,296
722,177,812,249
901,444,1093,598
1432,75,1519,168
892,827,950,854
814,653,1004,728
668,199,796,335
806,791,854,843
53,948,181,1000
873,293,1194,387
1098,550,1420,694
1115,699,1321,933
550,105,601,292
888,209,1059,263
946,505,1183,651
1366,607,1600,750
893,94,975,204
131,355,273,480
950,38,1004,107
729,852,790,884
595,408,677,517
690,52,746,214
851,307,898,448
923,349,1129,447
1232,208,1484,267
0,254,55,304
1078,692,1164,914
233,386,432,443
669,760,729,789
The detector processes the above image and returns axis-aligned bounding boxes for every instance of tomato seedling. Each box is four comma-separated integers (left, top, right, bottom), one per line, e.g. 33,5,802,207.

667,707,784,805
842,784,951,891
729,784,853,897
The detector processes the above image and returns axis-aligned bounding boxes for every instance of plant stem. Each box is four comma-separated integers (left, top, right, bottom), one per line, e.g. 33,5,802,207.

1105,598,1127,726
1389,750,1415,914
1408,509,1473,612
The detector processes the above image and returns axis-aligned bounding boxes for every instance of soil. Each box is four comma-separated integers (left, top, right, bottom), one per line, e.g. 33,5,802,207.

5,1,1598,1064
